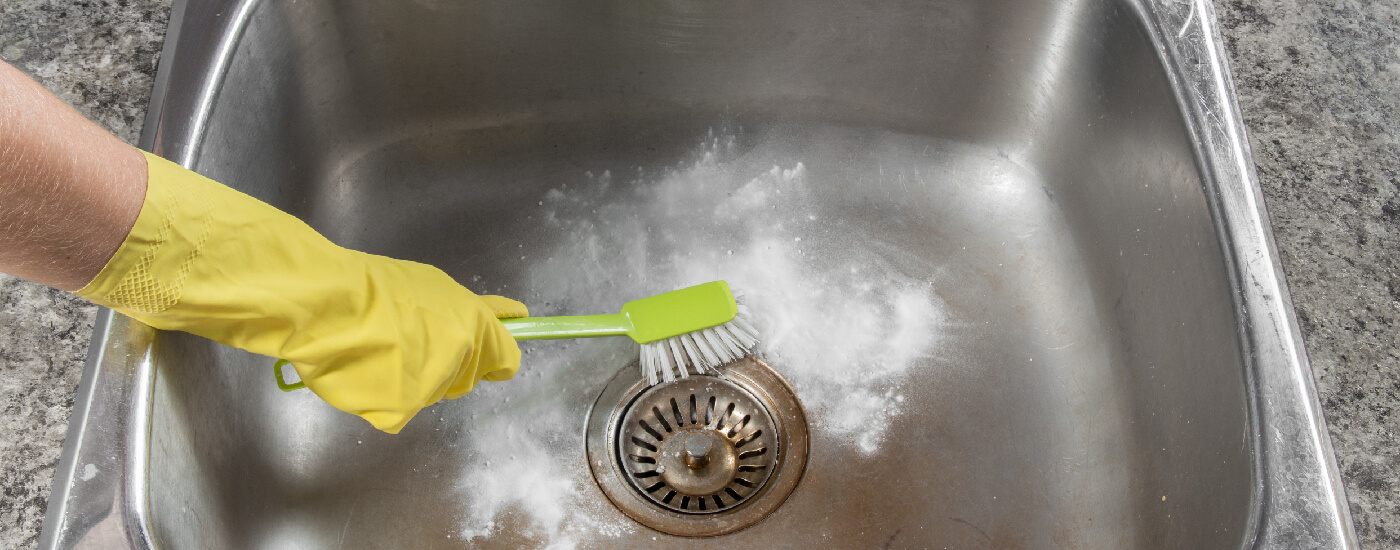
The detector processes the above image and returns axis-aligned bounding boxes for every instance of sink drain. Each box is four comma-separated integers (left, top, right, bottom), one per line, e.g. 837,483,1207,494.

587,357,808,537
619,376,779,513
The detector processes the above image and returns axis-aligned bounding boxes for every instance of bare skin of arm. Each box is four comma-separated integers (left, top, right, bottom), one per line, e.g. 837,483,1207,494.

0,59,147,291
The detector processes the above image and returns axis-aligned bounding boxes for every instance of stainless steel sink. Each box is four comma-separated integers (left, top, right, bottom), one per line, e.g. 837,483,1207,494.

40,0,1358,548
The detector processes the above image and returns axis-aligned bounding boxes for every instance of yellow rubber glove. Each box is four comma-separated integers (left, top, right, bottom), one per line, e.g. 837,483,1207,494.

78,151,524,434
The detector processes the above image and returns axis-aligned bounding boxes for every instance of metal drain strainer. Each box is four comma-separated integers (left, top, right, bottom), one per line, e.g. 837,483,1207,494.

587,357,808,537
619,376,778,513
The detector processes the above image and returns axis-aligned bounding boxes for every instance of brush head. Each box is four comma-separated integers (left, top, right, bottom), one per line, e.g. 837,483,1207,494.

637,289,759,386
622,281,740,344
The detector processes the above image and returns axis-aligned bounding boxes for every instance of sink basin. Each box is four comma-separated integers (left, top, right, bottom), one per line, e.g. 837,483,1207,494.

41,0,1358,548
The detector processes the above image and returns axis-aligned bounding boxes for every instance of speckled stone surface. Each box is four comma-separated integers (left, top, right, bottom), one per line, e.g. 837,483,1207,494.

0,1,169,548
0,0,1395,548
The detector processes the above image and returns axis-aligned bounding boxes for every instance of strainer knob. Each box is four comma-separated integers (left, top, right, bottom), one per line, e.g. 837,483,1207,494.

684,432,714,469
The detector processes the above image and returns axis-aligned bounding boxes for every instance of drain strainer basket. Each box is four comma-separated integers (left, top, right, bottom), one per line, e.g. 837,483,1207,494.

586,357,808,537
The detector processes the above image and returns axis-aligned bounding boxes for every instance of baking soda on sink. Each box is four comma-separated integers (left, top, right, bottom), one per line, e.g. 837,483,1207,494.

453,130,949,547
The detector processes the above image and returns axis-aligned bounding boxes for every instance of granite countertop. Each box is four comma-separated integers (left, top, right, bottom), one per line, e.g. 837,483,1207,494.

0,0,1395,548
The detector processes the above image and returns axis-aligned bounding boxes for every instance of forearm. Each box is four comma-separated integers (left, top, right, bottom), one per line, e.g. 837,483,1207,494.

0,59,146,291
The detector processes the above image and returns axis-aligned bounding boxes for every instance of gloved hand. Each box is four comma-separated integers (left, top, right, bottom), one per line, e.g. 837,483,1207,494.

78,150,524,433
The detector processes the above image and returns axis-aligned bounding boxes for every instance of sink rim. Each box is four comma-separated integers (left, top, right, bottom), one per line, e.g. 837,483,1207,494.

37,0,1359,548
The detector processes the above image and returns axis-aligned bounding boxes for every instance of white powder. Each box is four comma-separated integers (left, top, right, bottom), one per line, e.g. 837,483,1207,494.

454,340,638,547
524,134,948,450
457,411,576,542
455,130,948,546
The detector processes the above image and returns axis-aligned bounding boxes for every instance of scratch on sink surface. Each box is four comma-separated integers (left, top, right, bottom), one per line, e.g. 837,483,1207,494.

338,500,359,549
949,517,992,543
1177,0,1197,38
1049,342,1077,351
880,527,903,549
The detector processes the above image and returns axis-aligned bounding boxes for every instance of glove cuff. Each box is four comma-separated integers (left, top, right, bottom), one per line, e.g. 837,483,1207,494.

77,150,213,312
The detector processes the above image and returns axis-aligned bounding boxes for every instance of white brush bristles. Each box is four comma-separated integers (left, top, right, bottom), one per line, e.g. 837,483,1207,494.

639,298,759,385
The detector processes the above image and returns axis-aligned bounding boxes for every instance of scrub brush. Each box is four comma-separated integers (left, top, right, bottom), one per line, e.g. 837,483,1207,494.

499,280,759,385
272,281,758,391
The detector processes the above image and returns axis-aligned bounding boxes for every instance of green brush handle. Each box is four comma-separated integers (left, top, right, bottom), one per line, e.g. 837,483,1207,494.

499,314,633,340
271,314,635,392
